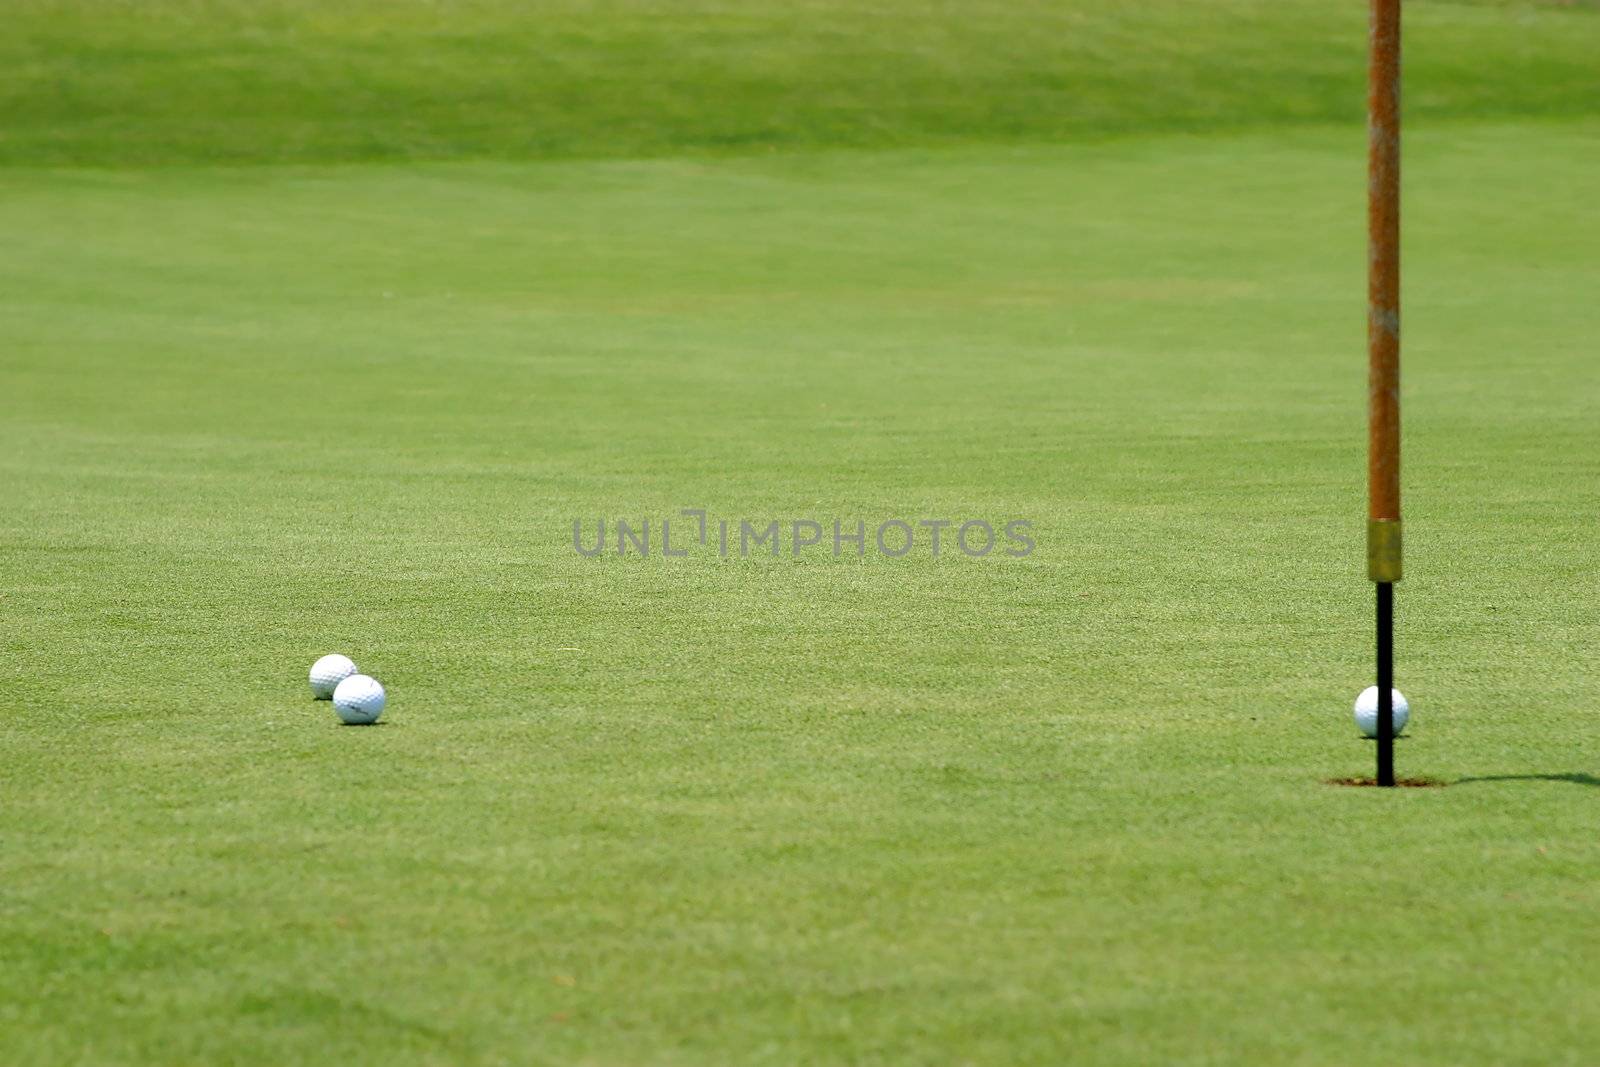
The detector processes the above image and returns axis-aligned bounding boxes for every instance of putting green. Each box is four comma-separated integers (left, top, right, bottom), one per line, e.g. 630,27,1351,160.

5,0,1600,1060
4,119,1598,1064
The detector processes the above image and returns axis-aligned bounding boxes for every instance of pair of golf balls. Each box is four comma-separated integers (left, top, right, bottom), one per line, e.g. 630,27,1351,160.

309,654,386,724
1353,685,1409,738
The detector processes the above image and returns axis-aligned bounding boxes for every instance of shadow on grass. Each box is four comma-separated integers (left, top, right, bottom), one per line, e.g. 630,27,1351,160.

1454,772,1600,788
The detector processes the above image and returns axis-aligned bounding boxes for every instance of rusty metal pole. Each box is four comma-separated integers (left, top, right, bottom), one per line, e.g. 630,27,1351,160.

1367,0,1403,786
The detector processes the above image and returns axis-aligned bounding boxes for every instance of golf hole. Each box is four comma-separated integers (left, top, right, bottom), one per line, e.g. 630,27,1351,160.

1326,776,1446,789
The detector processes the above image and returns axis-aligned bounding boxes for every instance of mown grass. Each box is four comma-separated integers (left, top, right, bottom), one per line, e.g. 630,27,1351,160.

4,119,1600,1063
4,1,1600,1063
1,0,1597,165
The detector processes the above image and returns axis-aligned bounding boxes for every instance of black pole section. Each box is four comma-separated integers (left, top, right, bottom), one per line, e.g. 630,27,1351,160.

1376,582,1395,785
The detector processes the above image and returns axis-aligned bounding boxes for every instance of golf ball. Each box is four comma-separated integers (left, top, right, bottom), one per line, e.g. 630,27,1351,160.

332,674,386,725
1353,685,1409,738
309,653,358,700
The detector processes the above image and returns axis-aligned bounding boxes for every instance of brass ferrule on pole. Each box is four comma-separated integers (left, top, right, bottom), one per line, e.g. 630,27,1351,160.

1367,518,1402,582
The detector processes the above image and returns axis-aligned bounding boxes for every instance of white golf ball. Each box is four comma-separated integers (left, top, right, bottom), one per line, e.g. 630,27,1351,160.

1353,685,1409,738
309,654,358,700
332,674,386,725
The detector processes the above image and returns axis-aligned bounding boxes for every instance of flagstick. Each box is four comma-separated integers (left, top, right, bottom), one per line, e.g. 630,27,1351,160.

1368,0,1402,787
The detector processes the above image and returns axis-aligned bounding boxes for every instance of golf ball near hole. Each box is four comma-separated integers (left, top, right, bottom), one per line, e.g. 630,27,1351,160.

332,674,386,725
309,654,358,699
1353,685,1409,738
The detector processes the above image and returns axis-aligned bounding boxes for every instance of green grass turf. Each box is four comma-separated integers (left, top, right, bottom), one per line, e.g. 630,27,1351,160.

3,117,1599,1063
3,0,1599,165
5,0,1600,1062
